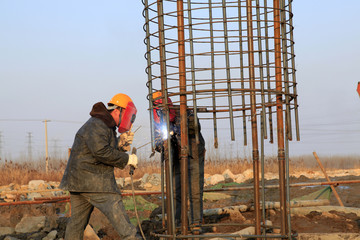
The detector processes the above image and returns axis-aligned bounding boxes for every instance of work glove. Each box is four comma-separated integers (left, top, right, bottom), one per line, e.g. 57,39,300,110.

127,154,138,169
118,131,134,152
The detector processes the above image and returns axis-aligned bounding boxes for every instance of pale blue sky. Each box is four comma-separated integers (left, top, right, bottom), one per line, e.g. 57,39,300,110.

0,0,359,161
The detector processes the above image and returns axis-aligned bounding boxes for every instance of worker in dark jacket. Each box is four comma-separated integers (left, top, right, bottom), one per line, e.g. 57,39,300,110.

152,92,205,232
60,93,140,240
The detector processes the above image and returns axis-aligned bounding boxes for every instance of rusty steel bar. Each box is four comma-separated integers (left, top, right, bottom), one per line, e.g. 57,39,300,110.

209,0,219,148
285,126,292,238
3,179,360,207
264,0,274,144
288,0,300,141
186,0,201,145
143,0,156,151
237,0,248,146
156,0,176,235
245,0,261,236
256,0,268,141
222,0,235,141
260,111,266,236
274,0,288,237
313,152,344,207
280,0,292,142
177,0,189,236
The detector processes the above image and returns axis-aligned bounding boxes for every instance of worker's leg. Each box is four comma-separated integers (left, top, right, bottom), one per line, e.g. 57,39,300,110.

64,192,94,240
188,138,205,225
172,143,182,225
85,192,139,240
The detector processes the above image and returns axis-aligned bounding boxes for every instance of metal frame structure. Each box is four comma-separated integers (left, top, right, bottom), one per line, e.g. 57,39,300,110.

142,0,299,238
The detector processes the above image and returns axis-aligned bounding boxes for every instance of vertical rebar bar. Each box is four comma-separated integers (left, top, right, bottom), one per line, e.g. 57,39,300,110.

209,0,219,148
237,0,248,146
177,0,189,235
245,0,261,236
157,0,176,236
280,0,292,141
260,111,266,237
143,0,156,150
256,0,268,140
288,0,300,141
222,0,235,141
264,0,274,144
186,0,200,145
274,0,288,236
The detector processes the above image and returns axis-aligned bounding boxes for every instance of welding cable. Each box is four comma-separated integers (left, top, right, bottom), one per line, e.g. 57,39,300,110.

129,146,146,240
130,173,146,239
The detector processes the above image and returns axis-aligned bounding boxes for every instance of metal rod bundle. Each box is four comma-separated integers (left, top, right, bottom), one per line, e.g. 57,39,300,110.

142,0,299,239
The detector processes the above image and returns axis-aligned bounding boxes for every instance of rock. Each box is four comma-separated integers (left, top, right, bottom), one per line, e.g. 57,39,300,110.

9,183,20,191
147,174,161,186
116,178,125,188
206,174,225,185
15,216,46,233
5,194,16,202
124,177,131,187
28,231,47,239
84,224,100,240
4,236,20,240
141,173,149,184
222,169,235,181
28,180,46,190
143,182,153,189
242,169,253,180
27,192,42,200
42,230,57,240
234,174,246,184
203,192,231,201
0,226,15,236
268,209,276,216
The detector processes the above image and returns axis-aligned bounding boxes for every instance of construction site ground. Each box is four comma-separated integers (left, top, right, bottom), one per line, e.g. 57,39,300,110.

1,174,360,239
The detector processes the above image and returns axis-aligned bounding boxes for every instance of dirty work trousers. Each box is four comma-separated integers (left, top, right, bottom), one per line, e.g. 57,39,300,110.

65,192,138,240
171,136,205,225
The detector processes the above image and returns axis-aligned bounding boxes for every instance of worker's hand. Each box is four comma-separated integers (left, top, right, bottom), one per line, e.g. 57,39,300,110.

127,154,138,169
122,131,134,145
118,131,134,152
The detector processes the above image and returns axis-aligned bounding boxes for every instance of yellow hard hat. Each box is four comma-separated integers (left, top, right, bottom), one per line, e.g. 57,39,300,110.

108,93,133,109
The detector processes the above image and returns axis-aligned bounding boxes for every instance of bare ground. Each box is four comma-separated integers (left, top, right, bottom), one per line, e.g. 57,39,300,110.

1,174,360,239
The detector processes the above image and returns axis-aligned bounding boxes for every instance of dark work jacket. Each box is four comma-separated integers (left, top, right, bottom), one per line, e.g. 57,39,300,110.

59,102,129,194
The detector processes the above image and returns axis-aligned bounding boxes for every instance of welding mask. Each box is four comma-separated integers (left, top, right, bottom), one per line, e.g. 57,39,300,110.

118,101,137,133
153,97,176,124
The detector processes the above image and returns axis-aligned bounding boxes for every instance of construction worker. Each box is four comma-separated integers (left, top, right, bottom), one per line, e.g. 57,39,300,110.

152,91,206,232
60,93,141,240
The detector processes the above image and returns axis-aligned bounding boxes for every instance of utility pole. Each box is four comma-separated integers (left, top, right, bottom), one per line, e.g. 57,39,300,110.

27,132,33,161
43,120,51,174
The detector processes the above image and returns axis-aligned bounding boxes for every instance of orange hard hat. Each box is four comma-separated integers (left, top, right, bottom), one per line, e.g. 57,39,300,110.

108,93,133,109
152,91,162,100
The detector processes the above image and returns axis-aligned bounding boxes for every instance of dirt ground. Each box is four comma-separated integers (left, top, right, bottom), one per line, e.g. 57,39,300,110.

1,174,360,239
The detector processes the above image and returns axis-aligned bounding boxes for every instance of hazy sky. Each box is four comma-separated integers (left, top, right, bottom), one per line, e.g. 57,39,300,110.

0,0,359,161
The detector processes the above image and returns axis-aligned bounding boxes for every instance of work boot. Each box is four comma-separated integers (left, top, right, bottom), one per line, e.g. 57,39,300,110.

191,225,203,235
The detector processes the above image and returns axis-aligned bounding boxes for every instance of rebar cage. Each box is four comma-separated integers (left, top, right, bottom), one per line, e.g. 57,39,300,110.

143,0,299,239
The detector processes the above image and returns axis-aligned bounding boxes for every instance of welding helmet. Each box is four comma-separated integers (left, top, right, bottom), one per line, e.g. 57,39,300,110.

108,93,137,133
152,91,176,123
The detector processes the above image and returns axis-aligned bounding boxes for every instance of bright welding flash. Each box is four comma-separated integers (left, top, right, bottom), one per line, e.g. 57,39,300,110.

161,125,168,140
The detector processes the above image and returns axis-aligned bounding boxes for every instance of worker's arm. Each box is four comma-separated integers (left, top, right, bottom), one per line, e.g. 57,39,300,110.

85,120,131,169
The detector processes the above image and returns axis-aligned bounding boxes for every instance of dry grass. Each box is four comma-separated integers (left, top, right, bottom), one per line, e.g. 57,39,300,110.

0,154,359,186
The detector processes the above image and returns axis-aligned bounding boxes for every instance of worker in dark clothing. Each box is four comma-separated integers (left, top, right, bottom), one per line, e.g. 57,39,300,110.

152,92,205,231
60,93,141,240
